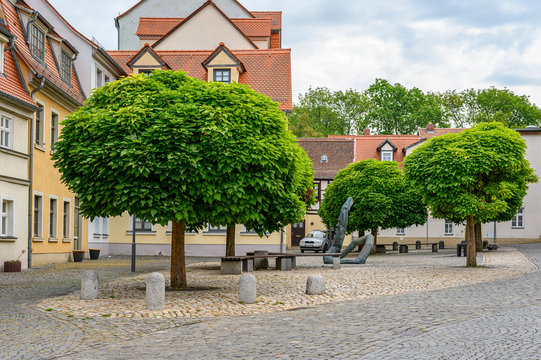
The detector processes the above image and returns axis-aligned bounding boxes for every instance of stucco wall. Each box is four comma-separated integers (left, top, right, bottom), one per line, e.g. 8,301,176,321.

117,0,252,50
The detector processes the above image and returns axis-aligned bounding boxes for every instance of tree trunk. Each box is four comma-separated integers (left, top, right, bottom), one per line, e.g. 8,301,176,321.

226,225,236,257
171,220,187,290
466,215,477,267
474,222,483,252
370,228,378,255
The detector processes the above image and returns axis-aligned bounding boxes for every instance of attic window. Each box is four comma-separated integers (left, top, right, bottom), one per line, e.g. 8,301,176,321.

30,24,45,62
214,69,231,84
381,151,393,161
60,50,72,83
321,155,328,163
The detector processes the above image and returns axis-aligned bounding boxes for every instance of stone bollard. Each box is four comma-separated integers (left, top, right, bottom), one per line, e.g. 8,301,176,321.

392,242,398,251
239,273,256,304
254,250,269,270
432,243,438,252
306,275,325,295
439,240,445,249
146,272,165,311
333,256,341,269
415,241,422,250
81,270,99,300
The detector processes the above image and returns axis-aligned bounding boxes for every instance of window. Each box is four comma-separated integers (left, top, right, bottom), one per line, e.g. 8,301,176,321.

214,69,231,84
206,224,227,233
321,155,328,163
91,217,109,239
104,75,110,83
33,195,43,237
396,227,405,235
30,24,45,62
241,225,257,234
60,50,72,83
1,115,12,149
49,198,57,238
1,199,14,237
62,201,70,239
138,69,152,76
135,217,152,232
444,220,453,235
50,112,59,146
35,104,44,145
0,41,4,74
381,151,393,161
512,208,524,228
96,68,103,87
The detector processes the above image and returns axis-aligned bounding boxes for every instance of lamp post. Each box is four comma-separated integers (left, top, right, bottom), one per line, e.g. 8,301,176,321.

131,215,136,272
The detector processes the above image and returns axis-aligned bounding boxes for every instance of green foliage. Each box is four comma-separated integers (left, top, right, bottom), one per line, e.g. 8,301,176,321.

403,122,538,223
53,70,314,234
318,159,427,233
289,87,368,137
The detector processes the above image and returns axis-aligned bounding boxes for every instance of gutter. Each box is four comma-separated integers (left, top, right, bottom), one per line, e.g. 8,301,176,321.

27,75,45,269
25,11,39,45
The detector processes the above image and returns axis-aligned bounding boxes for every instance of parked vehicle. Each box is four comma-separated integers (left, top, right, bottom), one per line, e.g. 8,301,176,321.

299,230,332,253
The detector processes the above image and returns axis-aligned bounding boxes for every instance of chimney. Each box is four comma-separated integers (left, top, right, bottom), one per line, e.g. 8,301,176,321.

363,128,371,135
426,122,435,133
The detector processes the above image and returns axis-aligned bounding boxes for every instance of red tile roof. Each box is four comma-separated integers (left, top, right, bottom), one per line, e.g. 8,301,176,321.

418,127,464,138
251,11,282,31
0,35,36,107
297,138,355,179
1,0,85,105
329,134,421,164
137,17,272,38
108,48,292,111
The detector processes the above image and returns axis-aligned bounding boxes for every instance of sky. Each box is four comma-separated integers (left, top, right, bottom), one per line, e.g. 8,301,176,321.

46,0,541,105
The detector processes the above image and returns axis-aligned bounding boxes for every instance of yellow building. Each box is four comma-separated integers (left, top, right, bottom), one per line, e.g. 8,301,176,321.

1,0,88,265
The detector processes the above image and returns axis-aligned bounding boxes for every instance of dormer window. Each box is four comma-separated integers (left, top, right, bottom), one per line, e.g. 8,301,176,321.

139,69,153,76
30,24,45,62
214,69,231,84
0,41,5,75
321,155,328,163
60,50,72,83
381,151,393,161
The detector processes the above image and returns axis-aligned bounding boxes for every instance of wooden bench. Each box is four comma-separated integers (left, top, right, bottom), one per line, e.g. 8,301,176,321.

221,252,341,275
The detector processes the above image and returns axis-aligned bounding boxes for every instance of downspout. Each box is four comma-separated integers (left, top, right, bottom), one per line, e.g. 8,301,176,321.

28,75,45,269
26,11,39,44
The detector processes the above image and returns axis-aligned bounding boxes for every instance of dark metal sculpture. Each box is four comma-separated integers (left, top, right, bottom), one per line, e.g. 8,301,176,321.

323,197,374,265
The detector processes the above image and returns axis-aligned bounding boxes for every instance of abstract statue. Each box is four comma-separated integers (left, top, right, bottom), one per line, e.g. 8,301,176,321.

323,197,374,265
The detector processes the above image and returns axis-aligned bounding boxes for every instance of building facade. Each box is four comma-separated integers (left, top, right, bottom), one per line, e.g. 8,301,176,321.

95,0,291,256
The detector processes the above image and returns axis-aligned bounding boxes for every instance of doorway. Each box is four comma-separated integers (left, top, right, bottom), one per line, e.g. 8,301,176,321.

291,221,305,247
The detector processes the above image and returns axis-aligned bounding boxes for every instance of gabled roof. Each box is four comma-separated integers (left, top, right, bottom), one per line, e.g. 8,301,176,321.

116,0,254,20
329,134,421,163
297,138,355,179
1,0,85,106
137,17,272,38
418,127,464,139
152,1,257,49
202,43,244,72
251,11,282,31
127,43,169,68
108,48,292,111
377,138,397,152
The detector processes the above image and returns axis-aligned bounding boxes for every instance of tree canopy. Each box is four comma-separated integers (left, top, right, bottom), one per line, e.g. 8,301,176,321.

53,70,314,288
403,122,538,266
318,159,427,242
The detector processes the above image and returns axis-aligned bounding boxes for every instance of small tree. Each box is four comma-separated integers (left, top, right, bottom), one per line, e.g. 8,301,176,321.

53,71,313,289
319,159,427,248
403,122,538,266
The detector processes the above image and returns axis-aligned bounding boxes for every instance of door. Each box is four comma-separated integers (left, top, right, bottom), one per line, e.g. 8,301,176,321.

291,221,305,247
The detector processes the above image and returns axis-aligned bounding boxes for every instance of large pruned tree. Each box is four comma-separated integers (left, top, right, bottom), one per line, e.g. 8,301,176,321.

403,122,538,266
318,159,427,250
53,70,313,289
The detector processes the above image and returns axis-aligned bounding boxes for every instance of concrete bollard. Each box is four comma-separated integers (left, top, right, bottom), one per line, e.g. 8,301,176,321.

239,273,256,304
306,275,325,295
146,272,165,311
254,250,269,270
333,256,341,269
81,270,99,300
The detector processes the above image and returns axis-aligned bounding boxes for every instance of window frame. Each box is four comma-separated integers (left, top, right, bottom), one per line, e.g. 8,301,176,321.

60,50,72,83
48,196,58,239
444,220,454,236
512,208,524,229
30,23,46,63
213,69,231,84
381,151,393,161
1,197,14,237
0,114,13,149
396,227,405,235
205,224,227,233
62,199,71,240
0,40,5,75
50,110,59,147
35,102,45,147
33,193,43,238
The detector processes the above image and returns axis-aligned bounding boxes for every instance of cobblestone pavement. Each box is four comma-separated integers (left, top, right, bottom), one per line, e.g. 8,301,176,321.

2,247,541,360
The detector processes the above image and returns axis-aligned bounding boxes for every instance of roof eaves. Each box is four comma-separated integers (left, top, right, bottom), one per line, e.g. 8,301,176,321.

116,0,146,20
97,47,128,76
203,43,245,71
126,43,167,68
402,138,426,153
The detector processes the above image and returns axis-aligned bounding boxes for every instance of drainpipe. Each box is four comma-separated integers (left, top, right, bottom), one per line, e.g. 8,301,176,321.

26,11,39,44
28,75,45,269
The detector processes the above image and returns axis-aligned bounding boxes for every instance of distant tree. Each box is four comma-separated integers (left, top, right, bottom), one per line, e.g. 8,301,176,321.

288,112,324,138
319,159,427,249
404,122,537,266
53,71,314,289
363,79,447,135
